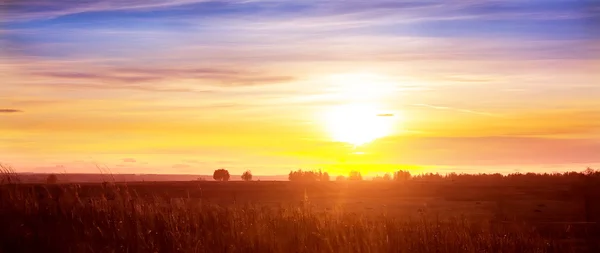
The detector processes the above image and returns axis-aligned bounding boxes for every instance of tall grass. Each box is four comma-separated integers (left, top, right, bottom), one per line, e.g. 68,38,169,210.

0,182,579,253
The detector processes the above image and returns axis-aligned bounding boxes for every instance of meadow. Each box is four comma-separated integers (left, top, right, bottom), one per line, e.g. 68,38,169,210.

1,168,600,252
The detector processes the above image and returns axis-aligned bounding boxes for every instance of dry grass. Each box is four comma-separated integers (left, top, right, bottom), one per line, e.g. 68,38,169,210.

2,166,599,252
0,184,583,253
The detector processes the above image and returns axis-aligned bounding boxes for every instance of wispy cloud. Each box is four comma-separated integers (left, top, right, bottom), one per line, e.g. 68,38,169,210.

182,159,202,164
0,109,23,113
4,0,597,24
410,103,501,117
0,63,298,95
122,158,136,163
2,0,211,21
30,67,295,88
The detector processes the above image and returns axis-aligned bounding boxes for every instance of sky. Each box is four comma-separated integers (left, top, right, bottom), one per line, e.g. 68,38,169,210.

1,0,599,176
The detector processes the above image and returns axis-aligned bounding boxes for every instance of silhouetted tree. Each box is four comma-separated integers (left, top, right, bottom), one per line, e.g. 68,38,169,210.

374,173,392,181
288,170,322,182
584,167,599,176
285,170,338,182
241,170,253,181
46,174,58,184
383,173,392,181
336,175,346,181
213,169,230,181
394,170,411,181
348,170,362,181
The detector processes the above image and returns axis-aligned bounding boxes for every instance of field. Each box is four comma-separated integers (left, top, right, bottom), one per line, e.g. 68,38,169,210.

1,172,600,252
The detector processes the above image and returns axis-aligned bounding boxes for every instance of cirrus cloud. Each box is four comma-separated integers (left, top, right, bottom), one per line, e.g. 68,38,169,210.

0,109,23,113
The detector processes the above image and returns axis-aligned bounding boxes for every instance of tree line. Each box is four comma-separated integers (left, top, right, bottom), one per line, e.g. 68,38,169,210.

208,168,414,182
41,167,600,184
210,168,600,182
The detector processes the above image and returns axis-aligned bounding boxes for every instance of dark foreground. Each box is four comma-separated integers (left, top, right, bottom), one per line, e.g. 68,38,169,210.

1,173,600,252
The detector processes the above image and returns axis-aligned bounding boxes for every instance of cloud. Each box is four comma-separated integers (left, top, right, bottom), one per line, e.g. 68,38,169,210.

25,67,296,91
122,158,136,163
183,159,202,164
2,0,211,21
410,103,500,117
5,0,596,24
0,109,23,113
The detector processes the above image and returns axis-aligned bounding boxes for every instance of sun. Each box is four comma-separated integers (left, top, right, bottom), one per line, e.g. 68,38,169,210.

324,103,396,146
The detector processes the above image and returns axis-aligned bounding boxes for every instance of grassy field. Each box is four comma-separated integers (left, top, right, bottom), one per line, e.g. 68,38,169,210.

1,171,600,252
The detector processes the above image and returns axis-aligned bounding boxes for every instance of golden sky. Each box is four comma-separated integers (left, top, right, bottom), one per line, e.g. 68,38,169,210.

1,0,599,175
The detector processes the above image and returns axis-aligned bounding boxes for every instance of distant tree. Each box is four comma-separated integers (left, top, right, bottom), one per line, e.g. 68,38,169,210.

394,170,411,181
383,173,392,181
288,170,321,182
415,172,443,181
336,175,346,181
288,170,302,181
348,170,362,181
447,172,459,181
46,174,58,184
213,169,230,181
287,170,332,182
373,173,392,181
322,172,330,181
241,170,253,181
196,177,206,181
584,167,598,176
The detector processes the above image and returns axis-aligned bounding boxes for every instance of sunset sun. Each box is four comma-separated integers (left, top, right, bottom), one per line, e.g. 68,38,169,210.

322,73,399,146
324,103,396,146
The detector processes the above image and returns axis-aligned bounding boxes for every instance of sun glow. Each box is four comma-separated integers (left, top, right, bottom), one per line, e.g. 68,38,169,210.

322,72,400,146
329,73,397,101
324,103,396,146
